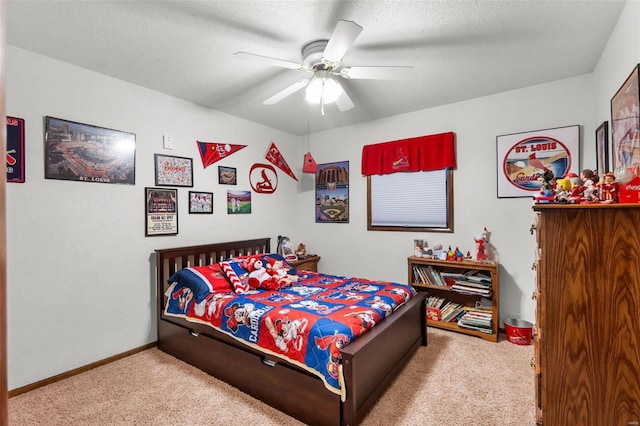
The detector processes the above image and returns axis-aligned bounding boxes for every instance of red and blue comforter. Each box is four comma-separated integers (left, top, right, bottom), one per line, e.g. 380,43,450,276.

164,271,416,398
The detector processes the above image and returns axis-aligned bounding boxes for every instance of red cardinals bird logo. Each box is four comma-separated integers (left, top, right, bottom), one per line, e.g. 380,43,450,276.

528,153,549,172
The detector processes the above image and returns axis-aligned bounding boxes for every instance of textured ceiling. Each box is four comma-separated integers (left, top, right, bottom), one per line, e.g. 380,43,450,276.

6,0,627,135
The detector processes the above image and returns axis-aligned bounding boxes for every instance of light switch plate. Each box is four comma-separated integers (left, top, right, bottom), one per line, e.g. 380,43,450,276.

163,135,174,149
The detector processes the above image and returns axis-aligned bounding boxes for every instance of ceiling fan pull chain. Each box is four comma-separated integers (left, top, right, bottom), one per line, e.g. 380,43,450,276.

320,80,326,115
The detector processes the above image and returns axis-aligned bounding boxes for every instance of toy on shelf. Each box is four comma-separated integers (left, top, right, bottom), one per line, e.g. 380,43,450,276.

474,227,489,262
598,172,619,203
533,170,556,204
579,169,599,203
554,177,571,203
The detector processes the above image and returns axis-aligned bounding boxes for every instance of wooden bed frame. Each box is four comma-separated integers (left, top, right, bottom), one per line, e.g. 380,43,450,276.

156,238,427,426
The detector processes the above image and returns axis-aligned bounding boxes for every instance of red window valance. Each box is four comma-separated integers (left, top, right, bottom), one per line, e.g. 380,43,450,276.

361,132,456,175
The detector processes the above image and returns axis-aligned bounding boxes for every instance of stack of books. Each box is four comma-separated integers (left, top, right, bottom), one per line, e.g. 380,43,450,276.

413,265,447,286
449,270,492,297
439,301,466,322
457,297,493,333
457,310,493,334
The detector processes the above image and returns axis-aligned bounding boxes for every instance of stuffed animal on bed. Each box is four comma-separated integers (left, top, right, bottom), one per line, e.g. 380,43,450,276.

266,256,298,288
243,257,271,289
243,255,295,291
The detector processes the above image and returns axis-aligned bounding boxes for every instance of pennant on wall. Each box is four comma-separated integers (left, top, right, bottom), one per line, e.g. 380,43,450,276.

197,141,247,169
265,141,297,181
7,116,25,183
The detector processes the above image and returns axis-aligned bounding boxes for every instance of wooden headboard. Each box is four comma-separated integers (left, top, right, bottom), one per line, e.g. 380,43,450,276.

155,238,270,317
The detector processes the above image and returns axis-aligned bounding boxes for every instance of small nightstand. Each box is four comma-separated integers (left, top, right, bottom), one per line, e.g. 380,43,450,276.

289,255,321,272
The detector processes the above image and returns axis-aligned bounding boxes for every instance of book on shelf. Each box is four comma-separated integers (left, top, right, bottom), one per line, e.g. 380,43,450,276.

457,310,493,333
426,295,446,308
465,274,492,284
413,265,447,286
450,283,492,297
457,322,494,334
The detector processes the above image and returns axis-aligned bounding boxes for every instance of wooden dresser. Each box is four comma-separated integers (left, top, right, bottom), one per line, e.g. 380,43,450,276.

532,204,640,426
289,255,321,272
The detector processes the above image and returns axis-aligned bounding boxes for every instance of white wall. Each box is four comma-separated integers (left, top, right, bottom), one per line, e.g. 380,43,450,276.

296,74,595,326
6,46,300,389
297,0,639,328
6,0,639,391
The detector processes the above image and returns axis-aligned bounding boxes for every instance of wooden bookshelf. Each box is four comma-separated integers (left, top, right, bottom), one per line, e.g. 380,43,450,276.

407,257,499,342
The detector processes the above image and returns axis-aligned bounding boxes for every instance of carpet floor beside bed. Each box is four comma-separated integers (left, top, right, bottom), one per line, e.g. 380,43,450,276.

9,328,535,425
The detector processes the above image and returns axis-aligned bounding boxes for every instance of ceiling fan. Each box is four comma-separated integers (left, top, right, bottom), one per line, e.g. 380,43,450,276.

234,20,414,115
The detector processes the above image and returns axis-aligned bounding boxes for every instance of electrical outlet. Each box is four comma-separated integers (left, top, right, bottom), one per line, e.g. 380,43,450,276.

163,135,174,149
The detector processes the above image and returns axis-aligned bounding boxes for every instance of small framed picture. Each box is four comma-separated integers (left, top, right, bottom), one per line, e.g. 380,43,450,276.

610,64,640,169
595,121,609,177
227,190,251,214
218,166,237,185
189,191,213,214
154,154,193,187
145,187,178,236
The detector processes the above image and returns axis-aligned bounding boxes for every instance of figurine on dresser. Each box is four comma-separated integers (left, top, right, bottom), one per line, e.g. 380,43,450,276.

598,172,619,203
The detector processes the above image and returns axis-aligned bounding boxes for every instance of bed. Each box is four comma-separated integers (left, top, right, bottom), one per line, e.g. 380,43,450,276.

156,238,427,426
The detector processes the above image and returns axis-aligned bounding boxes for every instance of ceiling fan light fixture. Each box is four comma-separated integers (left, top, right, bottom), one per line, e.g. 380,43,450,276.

305,71,342,105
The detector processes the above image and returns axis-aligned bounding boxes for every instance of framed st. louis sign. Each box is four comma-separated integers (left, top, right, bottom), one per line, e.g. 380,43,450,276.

496,125,580,198
7,116,25,183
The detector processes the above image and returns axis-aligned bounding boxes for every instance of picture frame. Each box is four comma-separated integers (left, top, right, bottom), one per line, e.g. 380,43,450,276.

226,190,251,214
154,154,193,187
315,161,349,223
610,64,640,170
189,191,213,214
496,125,580,198
145,187,178,236
44,116,136,185
218,166,237,185
595,121,609,177
6,116,25,183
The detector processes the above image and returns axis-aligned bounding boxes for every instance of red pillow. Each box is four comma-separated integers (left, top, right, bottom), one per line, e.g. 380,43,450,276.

168,263,233,302
190,264,233,293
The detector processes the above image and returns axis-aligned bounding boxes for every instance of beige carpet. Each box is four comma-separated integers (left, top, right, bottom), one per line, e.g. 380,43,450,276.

9,328,535,425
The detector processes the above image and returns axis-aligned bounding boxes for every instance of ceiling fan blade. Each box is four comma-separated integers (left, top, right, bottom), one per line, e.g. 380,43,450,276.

322,20,363,65
234,52,302,70
340,66,414,80
334,82,355,112
263,79,309,105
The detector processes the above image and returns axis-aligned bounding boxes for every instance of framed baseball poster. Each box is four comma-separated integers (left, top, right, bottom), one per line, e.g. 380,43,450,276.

145,187,178,236
496,125,580,198
315,161,349,223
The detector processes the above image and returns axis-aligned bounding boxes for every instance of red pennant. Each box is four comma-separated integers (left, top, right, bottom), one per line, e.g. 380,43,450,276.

265,141,297,181
197,141,247,169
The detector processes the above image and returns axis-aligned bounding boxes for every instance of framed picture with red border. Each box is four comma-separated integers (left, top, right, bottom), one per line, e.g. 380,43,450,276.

6,116,25,183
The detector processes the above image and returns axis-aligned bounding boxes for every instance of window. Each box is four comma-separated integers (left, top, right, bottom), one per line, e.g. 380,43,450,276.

367,168,453,232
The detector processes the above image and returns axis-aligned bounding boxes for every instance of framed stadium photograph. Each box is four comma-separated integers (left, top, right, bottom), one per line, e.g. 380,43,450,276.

44,116,136,185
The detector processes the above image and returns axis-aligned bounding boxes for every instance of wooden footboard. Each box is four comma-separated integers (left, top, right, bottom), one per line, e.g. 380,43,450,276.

156,239,427,426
